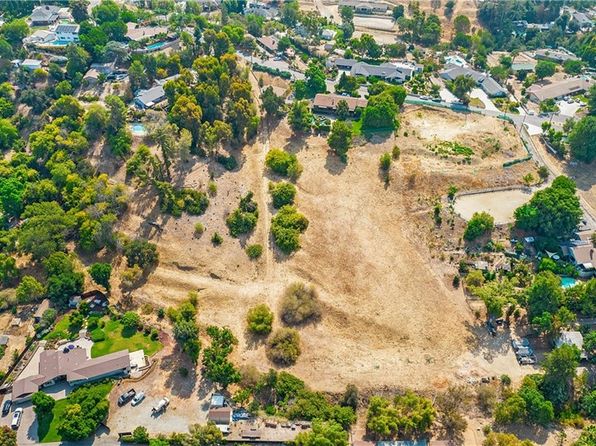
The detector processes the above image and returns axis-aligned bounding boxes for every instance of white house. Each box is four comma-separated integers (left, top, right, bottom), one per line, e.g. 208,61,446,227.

21,59,43,71
54,23,80,42
23,29,57,45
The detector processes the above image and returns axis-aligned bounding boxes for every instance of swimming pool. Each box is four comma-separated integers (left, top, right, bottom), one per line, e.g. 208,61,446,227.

146,41,167,51
48,39,72,46
561,277,577,289
130,122,147,136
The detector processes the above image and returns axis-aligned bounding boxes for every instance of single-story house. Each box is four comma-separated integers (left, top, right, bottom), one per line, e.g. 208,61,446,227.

83,61,117,84
571,11,593,31
134,85,167,109
208,407,233,425
54,23,80,42
126,23,169,42
440,64,507,97
351,61,421,83
556,331,587,359
321,29,337,41
511,61,536,73
20,59,43,71
29,5,62,26
257,35,279,54
527,77,594,102
33,299,51,324
11,347,132,402
338,0,388,15
312,93,367,114
561,238,595,278
326,57,358,71
23,29,57,45
445,54,467,67
533,48,579,64
0,335,8,347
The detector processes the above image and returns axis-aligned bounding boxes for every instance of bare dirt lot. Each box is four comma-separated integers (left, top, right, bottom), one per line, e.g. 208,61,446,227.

113,107,536,394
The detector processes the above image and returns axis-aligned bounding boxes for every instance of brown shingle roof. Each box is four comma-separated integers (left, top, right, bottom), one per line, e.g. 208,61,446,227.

313,93,368,112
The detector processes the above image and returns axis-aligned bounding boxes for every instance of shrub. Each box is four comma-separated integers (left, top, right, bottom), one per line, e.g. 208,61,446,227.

271,205,309,254
216,154,238,170
87,316,99,330
90,328,106,342
212,232,223,246
280,282,321,326
88,263,111,291
16,276,45,304
265,148,303,180
194,222,205,236
392,145,400,159
226,192,258,237
246,244,263,259
266,328,301,365
247,304,274,335
124,238,158,270
464,212,494,241
379,152,392,171
269,181,296,208
121,311,140,330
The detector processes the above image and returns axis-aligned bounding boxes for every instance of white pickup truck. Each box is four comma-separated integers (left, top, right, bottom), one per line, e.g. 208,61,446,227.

152,397,170,414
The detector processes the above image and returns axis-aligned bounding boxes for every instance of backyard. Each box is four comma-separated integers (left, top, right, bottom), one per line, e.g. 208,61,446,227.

90,317,162,358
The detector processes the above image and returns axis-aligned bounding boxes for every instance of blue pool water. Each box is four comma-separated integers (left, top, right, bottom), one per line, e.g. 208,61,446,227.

48,39,72,46
561,277,577,289
146,41,167,51
130,123,147,136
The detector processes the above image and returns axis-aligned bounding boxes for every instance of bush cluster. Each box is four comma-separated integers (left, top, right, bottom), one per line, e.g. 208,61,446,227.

269,181,296,208
265,148,302,180
226,192,258,237
271,205,309,254
246,303,274,335
266,328,301,365
280,282,321,326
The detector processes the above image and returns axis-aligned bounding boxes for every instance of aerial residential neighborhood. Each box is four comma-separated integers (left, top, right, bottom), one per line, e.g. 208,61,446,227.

0,1,593,446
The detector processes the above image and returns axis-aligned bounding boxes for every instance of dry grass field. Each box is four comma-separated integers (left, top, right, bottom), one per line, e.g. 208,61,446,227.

110,106,536,393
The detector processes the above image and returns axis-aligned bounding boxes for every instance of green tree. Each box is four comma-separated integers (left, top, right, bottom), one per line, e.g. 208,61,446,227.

66,44,90,79
261,86,284,118
269,181,296,208
463,212,494,241
514,175,582,237
453,15,471,33
88,263,111,291
202,326,241,388
105,95,127,133
585,330,596,363
247,304,274,335
288,100,313,133
2,19,29,46
16,276,45,304
366,392,435,439
541,344,580,410
295,420,348,446
132,426,149,444
574,426,596,446
267,328,301,365
128,59,149,92
535,60,556,79
31,391,55,417
83,104,109,140
0,119,19,151
271,205,309,253
527,271,562,321
361,93,398,130
0,426,17,446
448,75,476,104
327,120,353,162
169,95,202,144
226,192,258,237
124,238,158,270
70,0,90,22
483,432,534,446
568,116,595,163
121,311,140,330
392,5,405,20
305,63,327,98
187,423,224,446
265,148,303,179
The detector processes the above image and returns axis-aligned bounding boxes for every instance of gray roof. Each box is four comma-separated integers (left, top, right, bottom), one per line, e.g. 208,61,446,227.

440,64,506,97
135,85,166,108
479,76,507,97
30,5,60,23
351,62,415,81
327,58,358,69
0,335,8,346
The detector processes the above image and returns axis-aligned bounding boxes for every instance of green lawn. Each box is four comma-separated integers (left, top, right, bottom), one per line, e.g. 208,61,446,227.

38,381,113,443
90,318,162,358
43,315,78,341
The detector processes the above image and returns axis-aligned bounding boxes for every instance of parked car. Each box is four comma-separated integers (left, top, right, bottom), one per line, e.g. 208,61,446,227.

118,389,136,406
11,407,22,429
232,409,250,422
518,355,537,365
152,397,170,414
131,392,145,406
515,346,534,357
511,338,530,351
2,399,12,416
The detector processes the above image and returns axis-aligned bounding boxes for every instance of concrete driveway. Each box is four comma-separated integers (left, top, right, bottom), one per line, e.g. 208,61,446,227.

470,88,499,112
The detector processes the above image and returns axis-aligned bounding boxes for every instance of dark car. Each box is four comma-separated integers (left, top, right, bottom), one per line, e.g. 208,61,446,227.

118,389,136,406
2,399,11,416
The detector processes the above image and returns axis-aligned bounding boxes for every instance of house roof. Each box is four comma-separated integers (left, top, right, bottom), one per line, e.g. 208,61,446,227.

210,394,225,407
55,23,79,34
351,61,415,81
135,85,166,107
0,335,8,346
479,76,507,97
21,59,42,69
556,331,584,349
527,77,594,102
338,0,388,12
440,64,484,82
313,93,367,111
208,407,232,424
257,35,278,52
126,23,168,42
533,48,579,63
33,299,50,319
569,243,595,265
30,5,60,23
12,348,130,399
